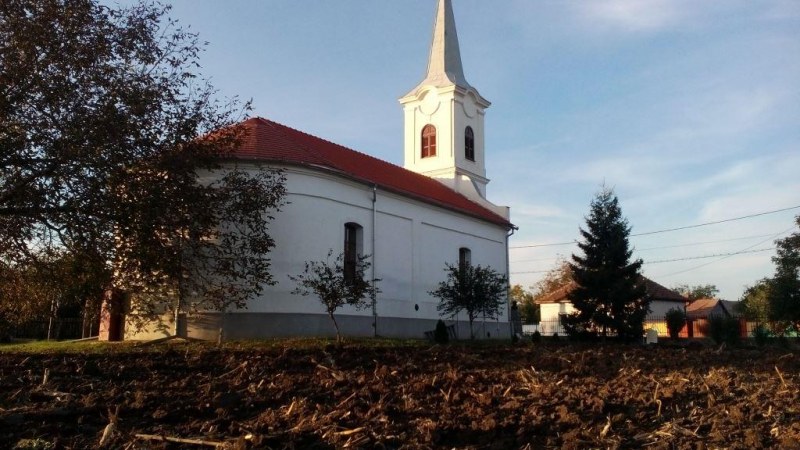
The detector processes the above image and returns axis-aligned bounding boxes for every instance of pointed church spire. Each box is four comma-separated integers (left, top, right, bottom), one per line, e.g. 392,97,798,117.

404,0,476,96
423,0,471,89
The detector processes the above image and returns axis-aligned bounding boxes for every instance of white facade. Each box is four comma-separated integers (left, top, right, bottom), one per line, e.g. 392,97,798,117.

236,165,510,338
123,0,513,341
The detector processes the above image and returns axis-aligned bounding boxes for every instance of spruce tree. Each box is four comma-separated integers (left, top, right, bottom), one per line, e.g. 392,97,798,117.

565,188,648,340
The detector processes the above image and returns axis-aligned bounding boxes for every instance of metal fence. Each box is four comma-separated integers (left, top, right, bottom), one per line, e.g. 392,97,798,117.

11,318,88,340
523,317,797,339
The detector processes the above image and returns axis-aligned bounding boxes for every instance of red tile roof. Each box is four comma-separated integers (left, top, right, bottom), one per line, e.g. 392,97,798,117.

228,117,512,227
536,276,686,304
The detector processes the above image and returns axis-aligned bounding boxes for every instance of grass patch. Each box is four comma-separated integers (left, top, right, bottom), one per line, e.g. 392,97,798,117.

0,335,517,355
0,339,127,354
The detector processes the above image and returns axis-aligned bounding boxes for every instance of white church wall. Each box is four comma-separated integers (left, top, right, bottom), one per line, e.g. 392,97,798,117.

225,164,510,336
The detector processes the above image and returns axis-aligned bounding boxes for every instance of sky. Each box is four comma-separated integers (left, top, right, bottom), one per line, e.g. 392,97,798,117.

120,0,799,301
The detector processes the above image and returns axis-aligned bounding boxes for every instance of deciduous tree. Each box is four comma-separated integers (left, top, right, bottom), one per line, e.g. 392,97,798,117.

565,188,647,340
509,284,538,324
673,284,719,301
430,263,507,339
1,0,286,333
289,250,378,342
768,215,800,332
738,279,772,321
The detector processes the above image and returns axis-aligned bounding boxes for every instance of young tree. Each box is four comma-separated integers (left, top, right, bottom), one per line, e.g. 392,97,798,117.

665,308,686,340
430,263,508,339
1,0,286,332
738,279,772,321
673,284,719,301
509,284,539,323
289,251,378,342
530,258,573,303
565,188,648,340
768,215,800,332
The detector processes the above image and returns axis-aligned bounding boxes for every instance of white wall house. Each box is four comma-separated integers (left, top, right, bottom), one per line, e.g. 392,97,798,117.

123,0,514,340
534,277,686,336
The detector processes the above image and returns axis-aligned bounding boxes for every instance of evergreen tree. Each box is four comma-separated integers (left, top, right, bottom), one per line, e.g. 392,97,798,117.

565,188,648,340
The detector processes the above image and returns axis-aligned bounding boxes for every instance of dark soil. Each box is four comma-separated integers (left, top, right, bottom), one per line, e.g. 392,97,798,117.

1,341,798,449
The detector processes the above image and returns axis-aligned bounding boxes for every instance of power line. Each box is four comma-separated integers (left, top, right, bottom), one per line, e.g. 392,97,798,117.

510,269,555,275
510,232,780,262
634,233,780,252
510,247,777,275
510,240,576,250
655,227,793,278
644,247,774,264
510,204,800,250
632,205,800,237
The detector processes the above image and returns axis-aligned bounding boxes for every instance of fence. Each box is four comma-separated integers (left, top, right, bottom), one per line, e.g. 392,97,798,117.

523,316,797,339
10,318,89,340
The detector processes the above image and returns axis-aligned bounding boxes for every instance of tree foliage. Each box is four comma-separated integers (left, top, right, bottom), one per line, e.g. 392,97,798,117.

768,215,800,332
665,307,686,340
738,279,772,320
1,0,286,331
430,263,507,339
509,284,538,324
530,258,573,301
289,250,378,342
565,188,648,340
673,284,719,301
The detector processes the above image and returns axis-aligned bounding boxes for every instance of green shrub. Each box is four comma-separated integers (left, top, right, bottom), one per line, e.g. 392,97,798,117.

752,323,772,347
665,308,686,339
707,315,740,346
434,319,449,344
531,330,541,343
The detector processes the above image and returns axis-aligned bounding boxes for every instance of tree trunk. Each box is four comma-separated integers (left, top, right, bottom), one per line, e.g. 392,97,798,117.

468,315,475,340
329,312,341,343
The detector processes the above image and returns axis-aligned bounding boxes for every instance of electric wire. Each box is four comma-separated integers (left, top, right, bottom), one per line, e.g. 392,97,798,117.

654,227,794,278
509,204,800,250
509,247,777,274
510,232,781,263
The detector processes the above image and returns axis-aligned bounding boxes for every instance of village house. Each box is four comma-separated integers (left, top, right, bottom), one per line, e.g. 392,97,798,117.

533,277,686,336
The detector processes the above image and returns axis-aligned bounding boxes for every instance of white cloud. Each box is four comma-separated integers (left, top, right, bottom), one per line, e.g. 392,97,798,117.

576,0,685,32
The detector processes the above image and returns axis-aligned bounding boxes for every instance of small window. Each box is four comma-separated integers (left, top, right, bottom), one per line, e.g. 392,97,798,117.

344,222,363,284
458,247,471,271
421,124,437,158
464,126,475,161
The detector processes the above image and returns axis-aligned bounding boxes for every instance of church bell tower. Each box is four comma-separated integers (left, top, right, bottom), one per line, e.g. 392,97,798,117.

399,0,493,204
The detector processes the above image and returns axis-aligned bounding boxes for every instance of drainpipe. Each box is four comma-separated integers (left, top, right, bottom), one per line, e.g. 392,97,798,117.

371,184,378,337
506,225,517,338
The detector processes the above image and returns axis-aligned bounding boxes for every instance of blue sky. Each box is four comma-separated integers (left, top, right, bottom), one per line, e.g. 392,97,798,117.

138,0,799,301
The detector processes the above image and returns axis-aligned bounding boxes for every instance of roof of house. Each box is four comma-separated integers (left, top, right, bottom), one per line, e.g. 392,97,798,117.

227,117,511,227
686,298,741,319
536,276,686,304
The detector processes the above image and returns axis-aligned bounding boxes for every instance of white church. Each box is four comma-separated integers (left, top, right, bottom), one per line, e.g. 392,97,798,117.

124,0,515,340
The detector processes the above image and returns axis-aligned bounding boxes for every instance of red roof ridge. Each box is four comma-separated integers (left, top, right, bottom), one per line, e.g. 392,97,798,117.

231,117,512,227
244,117,335,167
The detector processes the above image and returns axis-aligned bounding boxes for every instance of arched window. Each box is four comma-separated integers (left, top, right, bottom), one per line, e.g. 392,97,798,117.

459,247,471,272
464,126,475,161
344,222,363,284
421,124,437,158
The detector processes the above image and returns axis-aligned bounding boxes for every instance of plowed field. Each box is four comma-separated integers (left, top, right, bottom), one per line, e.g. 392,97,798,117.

1,341,798,449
